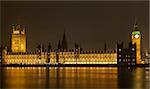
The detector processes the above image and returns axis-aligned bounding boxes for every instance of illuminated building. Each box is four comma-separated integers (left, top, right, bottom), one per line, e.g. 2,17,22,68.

131,23,141,64
2,22,143,65
3,47,117,65
55,49,117,64
2,25,117,65
11,25,26,53
143,52,150,64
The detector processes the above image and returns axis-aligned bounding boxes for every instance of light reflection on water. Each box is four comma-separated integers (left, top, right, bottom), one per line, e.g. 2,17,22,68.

0,67,149,89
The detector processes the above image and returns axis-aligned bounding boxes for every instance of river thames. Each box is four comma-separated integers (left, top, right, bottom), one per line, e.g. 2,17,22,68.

0,67,149,89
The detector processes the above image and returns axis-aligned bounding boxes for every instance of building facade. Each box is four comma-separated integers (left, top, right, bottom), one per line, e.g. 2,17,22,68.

143,52,150,64
2,23,143,65
3,49,117,65
117,42,136,66
11,25,26,53
2,25,117,65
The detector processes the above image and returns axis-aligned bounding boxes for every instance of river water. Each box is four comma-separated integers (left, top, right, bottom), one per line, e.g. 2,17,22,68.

0,67,149,89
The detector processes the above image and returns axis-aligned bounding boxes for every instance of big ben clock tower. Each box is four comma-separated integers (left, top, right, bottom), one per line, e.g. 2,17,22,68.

131,23,141,64
11,25,26,53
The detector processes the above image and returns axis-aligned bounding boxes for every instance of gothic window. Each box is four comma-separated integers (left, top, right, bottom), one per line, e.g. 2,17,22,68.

119,55,121,57
132,48,135,51
123,59,125,62
128,59,130,61
119,59,121,62
119,49,121,52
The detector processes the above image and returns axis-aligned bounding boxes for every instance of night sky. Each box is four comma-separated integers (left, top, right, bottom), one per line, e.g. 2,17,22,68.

1,1,149,52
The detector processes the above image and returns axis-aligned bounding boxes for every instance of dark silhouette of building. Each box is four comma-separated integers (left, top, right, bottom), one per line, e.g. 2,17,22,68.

58,40,61,50
61,32,68,50
47,43,52,63
104,43,107,52
117,42,136,66
57,32,68,51
74,43,81,64
0,46,2,63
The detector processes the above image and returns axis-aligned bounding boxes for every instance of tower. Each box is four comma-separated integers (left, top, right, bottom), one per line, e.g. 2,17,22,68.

47,43,52,63
131,22,141,64
11,25,26,53
58,40,61,50
104,43,107,52
61,32,67,50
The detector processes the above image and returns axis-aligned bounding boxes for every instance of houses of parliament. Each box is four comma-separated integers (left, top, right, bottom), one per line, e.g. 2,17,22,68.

1,22,144,66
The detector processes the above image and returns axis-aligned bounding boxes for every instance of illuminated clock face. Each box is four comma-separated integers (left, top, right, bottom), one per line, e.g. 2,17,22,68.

134,34,139,39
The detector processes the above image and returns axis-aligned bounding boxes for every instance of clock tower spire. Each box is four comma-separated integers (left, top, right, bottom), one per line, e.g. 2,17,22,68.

131,21,141,64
